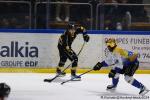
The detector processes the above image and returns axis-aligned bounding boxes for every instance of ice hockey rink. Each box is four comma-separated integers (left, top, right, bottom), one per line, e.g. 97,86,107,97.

0,73,149,100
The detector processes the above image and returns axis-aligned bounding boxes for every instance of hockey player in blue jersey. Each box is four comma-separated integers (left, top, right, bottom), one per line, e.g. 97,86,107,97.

93,38,149,95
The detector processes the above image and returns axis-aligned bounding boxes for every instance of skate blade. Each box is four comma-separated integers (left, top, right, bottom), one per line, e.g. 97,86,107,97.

57,75,66,77
140,90,150,96
71,78,81,81
106,88,116,92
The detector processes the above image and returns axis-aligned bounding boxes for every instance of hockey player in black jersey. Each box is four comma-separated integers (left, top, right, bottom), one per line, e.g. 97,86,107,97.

57,24,90,80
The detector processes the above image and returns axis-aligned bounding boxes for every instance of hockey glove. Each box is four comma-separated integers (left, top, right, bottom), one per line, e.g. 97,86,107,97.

65,46,73,53
83,34,90,42
93,62,103,71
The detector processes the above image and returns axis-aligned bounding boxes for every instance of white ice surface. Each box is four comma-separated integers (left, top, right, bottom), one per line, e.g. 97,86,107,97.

0,73,149,100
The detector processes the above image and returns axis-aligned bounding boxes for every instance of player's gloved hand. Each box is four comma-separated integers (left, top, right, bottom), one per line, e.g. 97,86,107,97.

65,46,72,53
83,34,90,42
93,62,103,71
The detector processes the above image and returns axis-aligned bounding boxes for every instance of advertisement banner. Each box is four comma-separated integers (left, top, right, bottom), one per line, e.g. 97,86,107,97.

0,33,59,68
0,33,102,68
0,30,150,69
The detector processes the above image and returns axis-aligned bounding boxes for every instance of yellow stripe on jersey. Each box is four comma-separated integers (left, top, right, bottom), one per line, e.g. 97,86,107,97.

129,53,138,62
113,47,129,58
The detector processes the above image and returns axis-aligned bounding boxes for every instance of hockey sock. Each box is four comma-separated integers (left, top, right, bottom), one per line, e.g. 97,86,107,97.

132,79,143,89
112,78,119,87
71,67,77,76
56,66,64,73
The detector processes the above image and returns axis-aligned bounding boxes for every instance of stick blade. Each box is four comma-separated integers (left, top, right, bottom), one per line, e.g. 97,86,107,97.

61,82,65,85
44,79,53,82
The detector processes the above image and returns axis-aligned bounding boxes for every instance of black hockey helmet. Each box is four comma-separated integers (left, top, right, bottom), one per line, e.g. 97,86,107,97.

67,23,75,30
0,83,11,97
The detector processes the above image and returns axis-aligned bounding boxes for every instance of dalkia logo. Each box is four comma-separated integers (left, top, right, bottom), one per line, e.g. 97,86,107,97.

0,41,38,57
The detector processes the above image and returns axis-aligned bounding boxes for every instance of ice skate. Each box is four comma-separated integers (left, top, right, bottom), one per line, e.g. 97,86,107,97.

107,85,117,90
56,68,66,77
71,75,81,81
139,85,150,96
71,69,81,81
56,71,66,77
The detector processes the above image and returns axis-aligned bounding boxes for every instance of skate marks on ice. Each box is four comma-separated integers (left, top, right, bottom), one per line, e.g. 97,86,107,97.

10,90,55,100
49,77,81,83
62,84,138,97
44,77,69,83
85,88,137,97
99,90,137,96
44,74,76,83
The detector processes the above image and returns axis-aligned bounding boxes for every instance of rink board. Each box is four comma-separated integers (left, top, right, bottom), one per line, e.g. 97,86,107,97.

0,29,150,73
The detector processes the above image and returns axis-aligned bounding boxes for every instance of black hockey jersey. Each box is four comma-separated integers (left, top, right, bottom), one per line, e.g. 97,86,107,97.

58,26,87,48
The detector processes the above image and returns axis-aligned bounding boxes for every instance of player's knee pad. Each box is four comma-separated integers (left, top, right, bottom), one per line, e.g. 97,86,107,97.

72,55,78,61
114,73,120,79
74,57,78,62
124,75,134,84
72,58,78,67
72,61,78,67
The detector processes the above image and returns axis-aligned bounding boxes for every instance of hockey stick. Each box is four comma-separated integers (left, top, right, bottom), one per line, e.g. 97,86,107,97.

60,60,119,84
61,69,93,85
44,41,86,82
